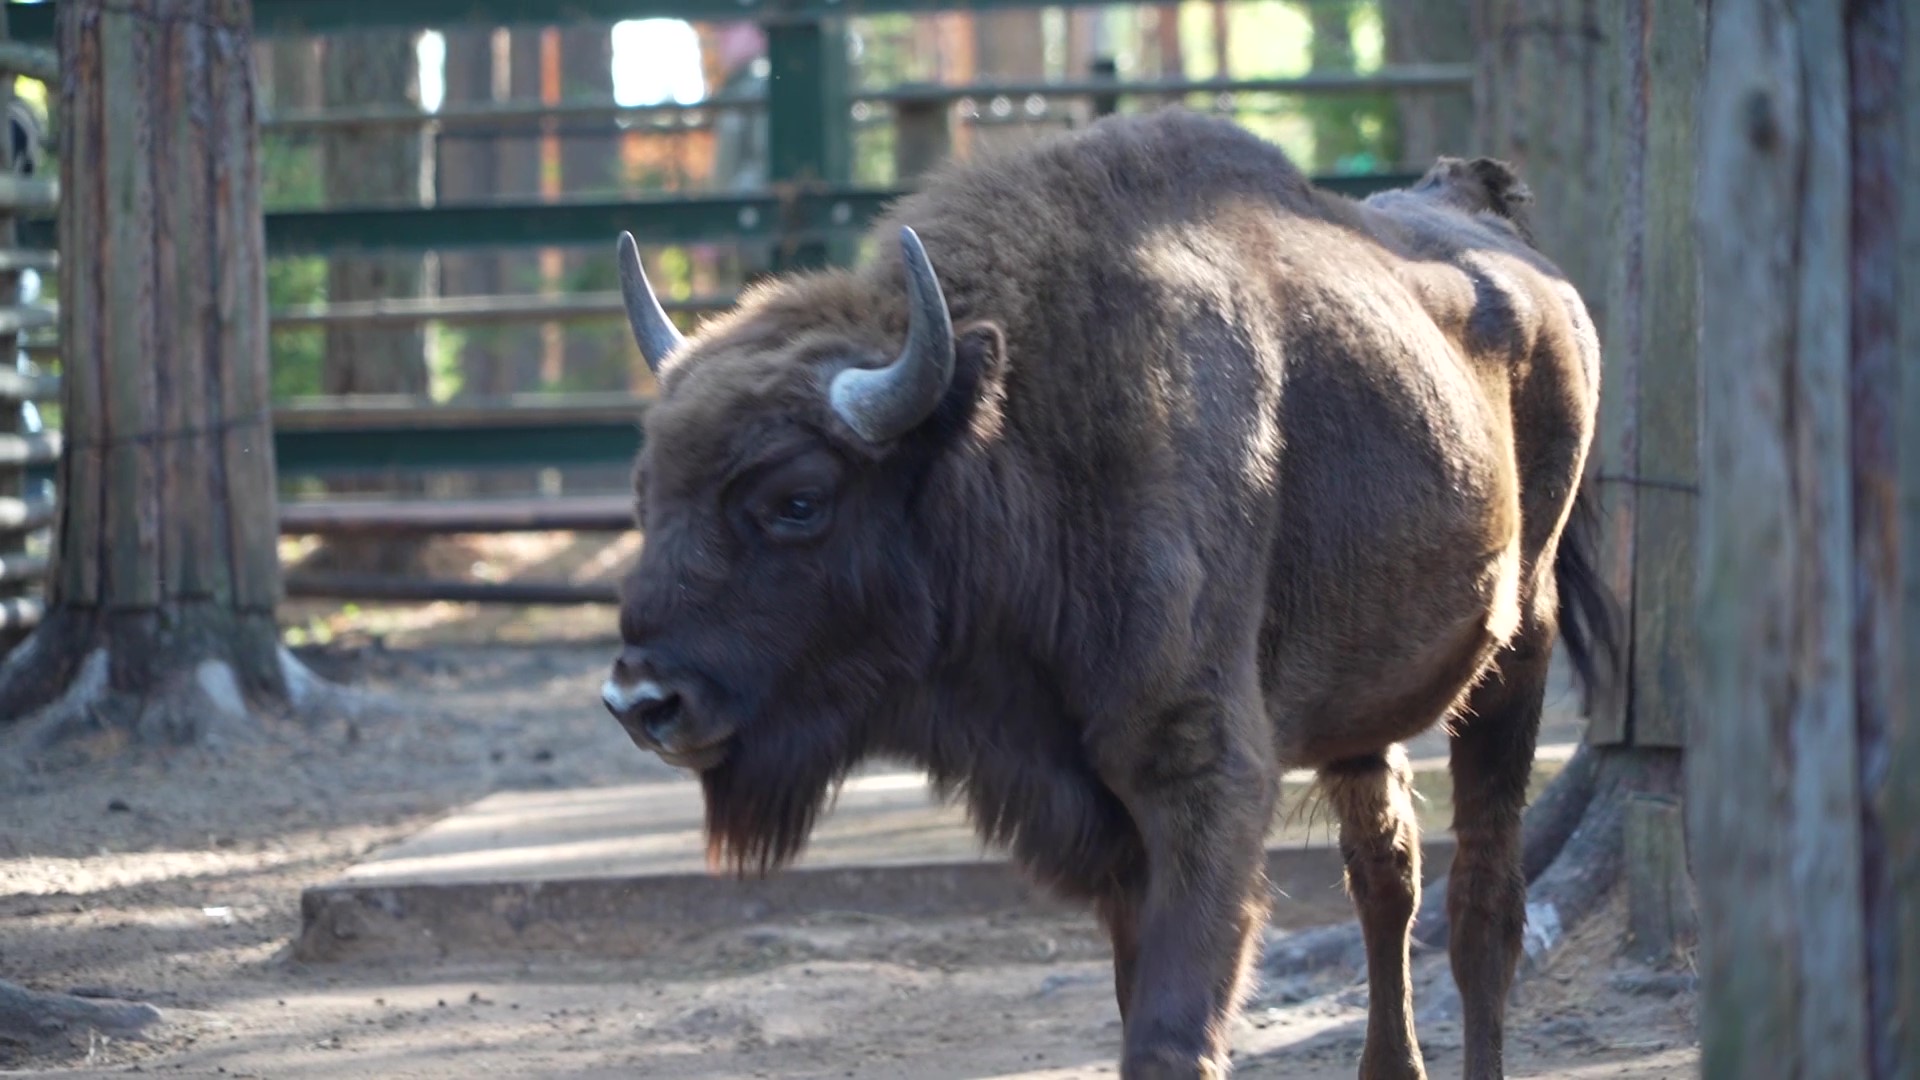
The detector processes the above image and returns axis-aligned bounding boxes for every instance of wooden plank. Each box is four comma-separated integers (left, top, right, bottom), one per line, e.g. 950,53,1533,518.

98,0,164,609
1693,1,1869,1075
0,369,57,401
0,551,46,585
278,495,633,536
0,594,41,633
282,573,619,606
269,392,650,431
0,494,55,534
1622,0,1703,749
53,3,102,607
0,431,58,466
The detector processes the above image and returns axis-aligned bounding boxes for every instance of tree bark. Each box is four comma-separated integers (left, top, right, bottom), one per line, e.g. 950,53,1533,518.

0,0,333,751
1693,0,1914,1076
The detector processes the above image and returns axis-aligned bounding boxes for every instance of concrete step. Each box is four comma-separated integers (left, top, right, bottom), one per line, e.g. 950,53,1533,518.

297,749,1572,964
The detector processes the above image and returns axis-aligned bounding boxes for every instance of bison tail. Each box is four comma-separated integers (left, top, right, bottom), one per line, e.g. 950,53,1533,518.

1551,477,1621,714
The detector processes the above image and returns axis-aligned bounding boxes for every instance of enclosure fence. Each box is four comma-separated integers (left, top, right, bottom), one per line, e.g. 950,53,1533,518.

0,0,1464,614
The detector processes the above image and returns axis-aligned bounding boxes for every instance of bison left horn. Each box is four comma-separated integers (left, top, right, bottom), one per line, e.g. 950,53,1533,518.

617,230,686,374
829,226,957,443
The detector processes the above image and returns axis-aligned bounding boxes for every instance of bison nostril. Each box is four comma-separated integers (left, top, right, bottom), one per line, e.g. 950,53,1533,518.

637,692,684,742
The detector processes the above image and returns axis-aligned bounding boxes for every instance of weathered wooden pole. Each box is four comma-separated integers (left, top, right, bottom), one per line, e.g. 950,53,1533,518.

0,0,314,746
1693,0,1915,1075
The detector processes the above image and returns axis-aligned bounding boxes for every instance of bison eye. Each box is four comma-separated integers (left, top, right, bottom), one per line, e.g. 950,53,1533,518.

760,490,830,541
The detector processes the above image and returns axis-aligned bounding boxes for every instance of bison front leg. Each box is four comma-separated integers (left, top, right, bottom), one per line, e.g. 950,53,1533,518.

1098,702,1278,1079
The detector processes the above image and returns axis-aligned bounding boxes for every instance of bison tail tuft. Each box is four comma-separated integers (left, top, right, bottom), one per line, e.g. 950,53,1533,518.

1552,478,1621,715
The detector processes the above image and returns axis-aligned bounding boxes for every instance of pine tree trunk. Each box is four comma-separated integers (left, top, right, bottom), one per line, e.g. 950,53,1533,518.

0,0,315,750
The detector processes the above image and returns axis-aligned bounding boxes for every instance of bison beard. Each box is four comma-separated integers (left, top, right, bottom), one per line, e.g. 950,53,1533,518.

606,109,1609,1080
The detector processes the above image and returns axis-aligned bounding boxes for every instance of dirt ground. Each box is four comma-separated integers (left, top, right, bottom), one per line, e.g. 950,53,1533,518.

2,536,1699,1078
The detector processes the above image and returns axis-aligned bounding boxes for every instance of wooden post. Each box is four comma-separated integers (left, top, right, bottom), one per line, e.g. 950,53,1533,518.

0,0,298,736
1622,794,1694,965
892,94,952,183
1895,0,1920,1068
1693,0,1914,1075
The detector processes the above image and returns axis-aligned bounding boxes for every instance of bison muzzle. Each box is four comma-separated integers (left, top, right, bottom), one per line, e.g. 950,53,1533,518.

603,108,1613,1080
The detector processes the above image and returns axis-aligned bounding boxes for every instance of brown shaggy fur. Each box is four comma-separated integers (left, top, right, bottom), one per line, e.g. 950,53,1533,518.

611,108,1611,1079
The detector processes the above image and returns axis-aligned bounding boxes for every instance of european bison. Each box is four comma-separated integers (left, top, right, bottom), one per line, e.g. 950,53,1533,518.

603,107,1609,1080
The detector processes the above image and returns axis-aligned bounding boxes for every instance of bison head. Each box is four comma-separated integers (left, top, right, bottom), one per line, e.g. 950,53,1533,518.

602,226,973,873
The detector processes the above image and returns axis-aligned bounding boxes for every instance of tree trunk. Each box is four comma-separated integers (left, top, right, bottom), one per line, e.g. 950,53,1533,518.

0,0,330,751
1693,0,1916,1075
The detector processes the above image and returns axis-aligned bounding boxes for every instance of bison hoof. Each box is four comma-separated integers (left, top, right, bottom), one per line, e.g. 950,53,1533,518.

1121,1048,1229,1080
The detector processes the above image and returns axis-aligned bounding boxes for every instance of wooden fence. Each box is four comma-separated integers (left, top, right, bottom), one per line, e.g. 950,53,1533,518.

0,0,1468,609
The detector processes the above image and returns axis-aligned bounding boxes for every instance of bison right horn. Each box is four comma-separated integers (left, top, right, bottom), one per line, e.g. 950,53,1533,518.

617,230,686,374
829,226,957,443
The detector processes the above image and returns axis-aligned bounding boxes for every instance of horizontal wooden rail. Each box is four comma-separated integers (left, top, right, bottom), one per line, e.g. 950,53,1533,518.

0,39,55,82
11,0,1391,41
0,174,57,215
0,247,56,273
283,573,619,606
0,595,42,634
0,369,56,402
0,303,54,335
0,552,46,586
0,494,54,534
273,391,648,431
268,290,735,329
280,494,632,535
258,67,1470,134
17,172,1422,255
0,431,58,467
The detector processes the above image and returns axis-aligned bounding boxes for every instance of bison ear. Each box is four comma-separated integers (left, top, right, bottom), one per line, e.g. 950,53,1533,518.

955,320,1006,376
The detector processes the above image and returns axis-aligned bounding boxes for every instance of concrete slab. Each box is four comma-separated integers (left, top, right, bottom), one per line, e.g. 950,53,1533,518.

296,656,1588,964
296,747,1566,965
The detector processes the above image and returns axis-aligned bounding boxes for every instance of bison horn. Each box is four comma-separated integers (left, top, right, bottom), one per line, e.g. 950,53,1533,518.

617,230,685,374
829,226,956,443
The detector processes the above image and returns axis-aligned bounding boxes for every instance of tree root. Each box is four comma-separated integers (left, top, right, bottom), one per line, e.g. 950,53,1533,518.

0,608,388,770
1258,742,1675,992
0,979,164,1056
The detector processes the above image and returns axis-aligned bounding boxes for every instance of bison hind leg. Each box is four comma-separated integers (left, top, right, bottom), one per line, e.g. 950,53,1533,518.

1319,745,1428,1080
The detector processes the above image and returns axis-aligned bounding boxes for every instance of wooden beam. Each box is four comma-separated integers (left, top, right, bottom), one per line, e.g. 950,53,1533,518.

278,495,632,535
282,573,618,605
